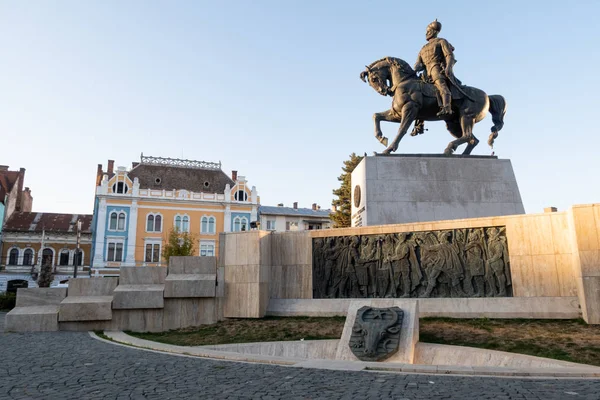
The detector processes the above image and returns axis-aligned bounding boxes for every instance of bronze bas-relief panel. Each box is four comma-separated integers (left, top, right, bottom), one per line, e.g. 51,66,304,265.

312,227,512,299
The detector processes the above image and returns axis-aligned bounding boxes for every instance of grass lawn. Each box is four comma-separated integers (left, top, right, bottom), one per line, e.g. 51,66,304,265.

127,317,600,366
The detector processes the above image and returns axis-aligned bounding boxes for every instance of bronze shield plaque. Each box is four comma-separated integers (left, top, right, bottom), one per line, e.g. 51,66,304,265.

349,306,403,361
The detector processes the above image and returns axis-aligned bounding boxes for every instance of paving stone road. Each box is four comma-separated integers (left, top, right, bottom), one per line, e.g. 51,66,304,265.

1,313,600,399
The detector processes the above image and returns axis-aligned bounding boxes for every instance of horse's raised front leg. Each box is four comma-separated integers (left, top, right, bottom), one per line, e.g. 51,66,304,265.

383,103,418,154
373,110,399,147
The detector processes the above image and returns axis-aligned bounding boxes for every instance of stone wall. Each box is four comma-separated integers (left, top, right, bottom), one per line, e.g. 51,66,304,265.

221,203,600,323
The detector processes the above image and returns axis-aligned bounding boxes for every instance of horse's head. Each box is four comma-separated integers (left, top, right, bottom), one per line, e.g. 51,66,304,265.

360,57,417,96
360,59,392,97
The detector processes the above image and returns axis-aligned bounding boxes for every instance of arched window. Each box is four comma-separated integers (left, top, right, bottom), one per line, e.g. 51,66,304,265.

59,249,70,266
73,250,83,266
182,216,189,232
146,213,162,232
147,214,154,231
201,216,216,234
42,248,54,267
118,212,126,230
234,190,248,202
175,216,182,231
112,182,129,194
8,248,19,265
23,249,34,266
110,212,118,230
233,216,248,232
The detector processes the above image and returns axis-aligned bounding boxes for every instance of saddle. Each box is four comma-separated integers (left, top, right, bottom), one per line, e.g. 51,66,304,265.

419,80,466,101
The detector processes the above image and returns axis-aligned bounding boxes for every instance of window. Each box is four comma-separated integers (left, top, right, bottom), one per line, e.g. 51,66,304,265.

112,182,129,194
200,240,215,257
118,213,126,230
59,249,70,266
146,213,162,232
147,214,154,231
286,221,298,231
8,249,19,265
234,190,248,202
23,249,34,266
233,216,248,232
42,248,54,266
73,250,83,266
109,211,127,231
107,242,124,262
110,212,117,230
145,243,161,263
201,216,216,234
174,215,189,232
266,220,276,231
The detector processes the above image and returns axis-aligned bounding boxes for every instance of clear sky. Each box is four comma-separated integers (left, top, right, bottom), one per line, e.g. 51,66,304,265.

1,0,599,215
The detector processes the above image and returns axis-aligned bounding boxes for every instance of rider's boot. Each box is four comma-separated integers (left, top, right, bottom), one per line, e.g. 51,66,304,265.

436,93,453,117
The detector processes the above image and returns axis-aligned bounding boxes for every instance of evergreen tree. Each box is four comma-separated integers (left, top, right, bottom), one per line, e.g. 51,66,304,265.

162,228,196,262
331,152,364,228
37,261,53,288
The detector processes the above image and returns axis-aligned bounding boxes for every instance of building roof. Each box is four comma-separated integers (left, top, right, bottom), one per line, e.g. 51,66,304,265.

3,212,93,234
258,205,332,219
126,155,235,193
128,164,235,193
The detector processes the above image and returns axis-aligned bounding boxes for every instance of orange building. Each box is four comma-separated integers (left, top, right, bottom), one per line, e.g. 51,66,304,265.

91,154,258,275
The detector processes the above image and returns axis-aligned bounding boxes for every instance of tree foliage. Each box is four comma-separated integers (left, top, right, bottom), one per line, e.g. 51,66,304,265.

37,262,53,288
331,152,364,228
162,228,196,262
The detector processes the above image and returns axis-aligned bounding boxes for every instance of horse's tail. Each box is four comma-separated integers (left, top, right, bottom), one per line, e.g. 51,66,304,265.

487,94,506,148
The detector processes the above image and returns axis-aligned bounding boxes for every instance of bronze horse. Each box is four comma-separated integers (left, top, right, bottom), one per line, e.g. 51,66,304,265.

360,57,506,155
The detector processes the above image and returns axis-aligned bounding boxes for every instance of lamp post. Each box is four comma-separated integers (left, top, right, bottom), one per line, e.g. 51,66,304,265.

73,220,82,278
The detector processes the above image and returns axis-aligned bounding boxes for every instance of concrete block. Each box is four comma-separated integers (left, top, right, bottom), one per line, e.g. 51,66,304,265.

164,274,216,298
15,288,67,307
112,284,165,309
119,267,167,285
59,296,113,321
335,299,419,364
5,306,60,332
580,276,600,324
111,309,164,332
351,155,525,227
67,277,118,296
169,256,216,275
163,298,218,330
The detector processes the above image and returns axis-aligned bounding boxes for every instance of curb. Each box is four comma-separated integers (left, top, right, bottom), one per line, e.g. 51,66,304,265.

92,331,600,379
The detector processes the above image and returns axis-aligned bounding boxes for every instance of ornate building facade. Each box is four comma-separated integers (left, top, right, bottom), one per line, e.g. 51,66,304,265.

91,154,258,275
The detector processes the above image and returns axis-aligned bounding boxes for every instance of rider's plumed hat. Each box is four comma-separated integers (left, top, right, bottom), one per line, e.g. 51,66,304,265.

427,19,442,32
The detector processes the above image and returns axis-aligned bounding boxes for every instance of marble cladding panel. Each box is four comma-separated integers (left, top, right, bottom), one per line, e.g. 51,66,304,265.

15,288,67,307
119,267,167,285
169,256,216,275
67,277,119,297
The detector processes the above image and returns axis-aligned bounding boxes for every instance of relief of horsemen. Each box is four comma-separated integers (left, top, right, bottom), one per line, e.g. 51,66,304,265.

312,227,511,299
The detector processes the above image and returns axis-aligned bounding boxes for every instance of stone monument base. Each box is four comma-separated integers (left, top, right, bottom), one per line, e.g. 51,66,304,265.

351,154,525,227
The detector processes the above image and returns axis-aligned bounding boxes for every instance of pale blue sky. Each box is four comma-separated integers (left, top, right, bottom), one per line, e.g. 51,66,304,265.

1,1,599,215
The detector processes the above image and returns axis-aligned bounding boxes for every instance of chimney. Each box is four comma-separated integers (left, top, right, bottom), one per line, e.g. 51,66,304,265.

293,202,298,209
277,203,284,207
312,203,317,210
15,168,25,212
231,170,238,181
0,165,8,171
107,160,114,175
132,162,139,169
544,207,558,213
96,164,103,186
317,205,321,210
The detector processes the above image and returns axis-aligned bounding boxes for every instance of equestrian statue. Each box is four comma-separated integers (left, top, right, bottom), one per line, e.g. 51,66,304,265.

360,20,506,155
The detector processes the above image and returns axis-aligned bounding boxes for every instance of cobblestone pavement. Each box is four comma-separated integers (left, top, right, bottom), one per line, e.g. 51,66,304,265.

1,313,600,399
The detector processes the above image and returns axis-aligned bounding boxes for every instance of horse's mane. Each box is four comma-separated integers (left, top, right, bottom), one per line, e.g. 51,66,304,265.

367,57,417,79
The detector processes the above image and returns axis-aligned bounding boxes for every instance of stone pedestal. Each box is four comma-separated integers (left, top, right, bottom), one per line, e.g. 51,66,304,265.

351,154,525,227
